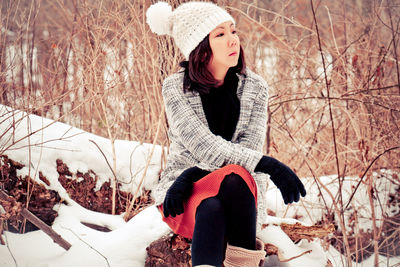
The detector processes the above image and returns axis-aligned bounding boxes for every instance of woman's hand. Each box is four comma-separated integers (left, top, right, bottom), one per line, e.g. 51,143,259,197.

163,167,210,217
255,156,306,204
163,177,192,218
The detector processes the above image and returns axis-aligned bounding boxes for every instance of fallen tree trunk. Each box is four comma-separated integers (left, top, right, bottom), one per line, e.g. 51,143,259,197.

145,222,334,266
267,222,335,242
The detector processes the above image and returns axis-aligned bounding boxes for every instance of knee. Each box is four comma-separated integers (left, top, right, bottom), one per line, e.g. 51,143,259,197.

221,173,248,192
196,197,224,218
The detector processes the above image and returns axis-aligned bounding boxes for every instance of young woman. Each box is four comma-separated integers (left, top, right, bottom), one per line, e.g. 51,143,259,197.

146,2,306,266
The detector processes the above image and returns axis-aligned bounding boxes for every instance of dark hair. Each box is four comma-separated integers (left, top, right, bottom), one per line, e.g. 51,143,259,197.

179,34,246,95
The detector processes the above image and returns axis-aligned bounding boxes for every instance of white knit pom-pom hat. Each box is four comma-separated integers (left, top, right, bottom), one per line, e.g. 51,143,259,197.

146,1,235,59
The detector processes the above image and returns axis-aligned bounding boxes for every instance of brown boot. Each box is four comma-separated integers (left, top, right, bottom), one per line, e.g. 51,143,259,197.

223,238,266,267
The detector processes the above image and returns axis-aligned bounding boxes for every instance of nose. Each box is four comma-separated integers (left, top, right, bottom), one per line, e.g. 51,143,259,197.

228,33,237,47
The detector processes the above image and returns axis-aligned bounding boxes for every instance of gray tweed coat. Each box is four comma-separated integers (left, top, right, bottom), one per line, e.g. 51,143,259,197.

152,67,269,232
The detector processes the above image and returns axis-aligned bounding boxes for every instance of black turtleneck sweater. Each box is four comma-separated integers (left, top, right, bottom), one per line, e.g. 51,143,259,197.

200,71,240,141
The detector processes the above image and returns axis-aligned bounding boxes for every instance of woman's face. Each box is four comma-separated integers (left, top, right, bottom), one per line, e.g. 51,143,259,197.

208,21,240,72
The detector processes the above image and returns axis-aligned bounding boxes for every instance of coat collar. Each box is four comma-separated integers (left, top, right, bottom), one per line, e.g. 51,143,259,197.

184,68,256,140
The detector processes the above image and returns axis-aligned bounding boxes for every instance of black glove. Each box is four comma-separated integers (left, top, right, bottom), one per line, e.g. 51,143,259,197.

255,156,306,204
163,166,210,218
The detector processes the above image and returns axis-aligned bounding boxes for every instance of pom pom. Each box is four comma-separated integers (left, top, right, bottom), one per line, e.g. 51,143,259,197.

146,2,173,35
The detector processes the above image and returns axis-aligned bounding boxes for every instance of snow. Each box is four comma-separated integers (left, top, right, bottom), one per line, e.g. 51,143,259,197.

265,171,399,233
0,104,399,267
1,205,170,267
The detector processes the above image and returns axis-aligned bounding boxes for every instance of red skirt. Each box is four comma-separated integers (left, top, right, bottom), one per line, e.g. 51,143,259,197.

158,164,258,239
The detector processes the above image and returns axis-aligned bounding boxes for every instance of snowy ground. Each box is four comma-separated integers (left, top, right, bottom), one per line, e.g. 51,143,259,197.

0,104,399,267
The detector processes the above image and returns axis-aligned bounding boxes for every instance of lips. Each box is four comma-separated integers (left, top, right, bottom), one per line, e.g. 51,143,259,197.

229,52,238,56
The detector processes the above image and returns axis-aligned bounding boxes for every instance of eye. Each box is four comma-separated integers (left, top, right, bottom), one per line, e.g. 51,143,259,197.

232,30,237,34
216,33,224,37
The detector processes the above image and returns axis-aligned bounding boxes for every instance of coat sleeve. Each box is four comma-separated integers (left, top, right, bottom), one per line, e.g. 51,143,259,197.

162,76,263,173
236,78,268,152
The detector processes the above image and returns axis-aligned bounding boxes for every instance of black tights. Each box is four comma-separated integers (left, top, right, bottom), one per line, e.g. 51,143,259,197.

191,173,257,266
